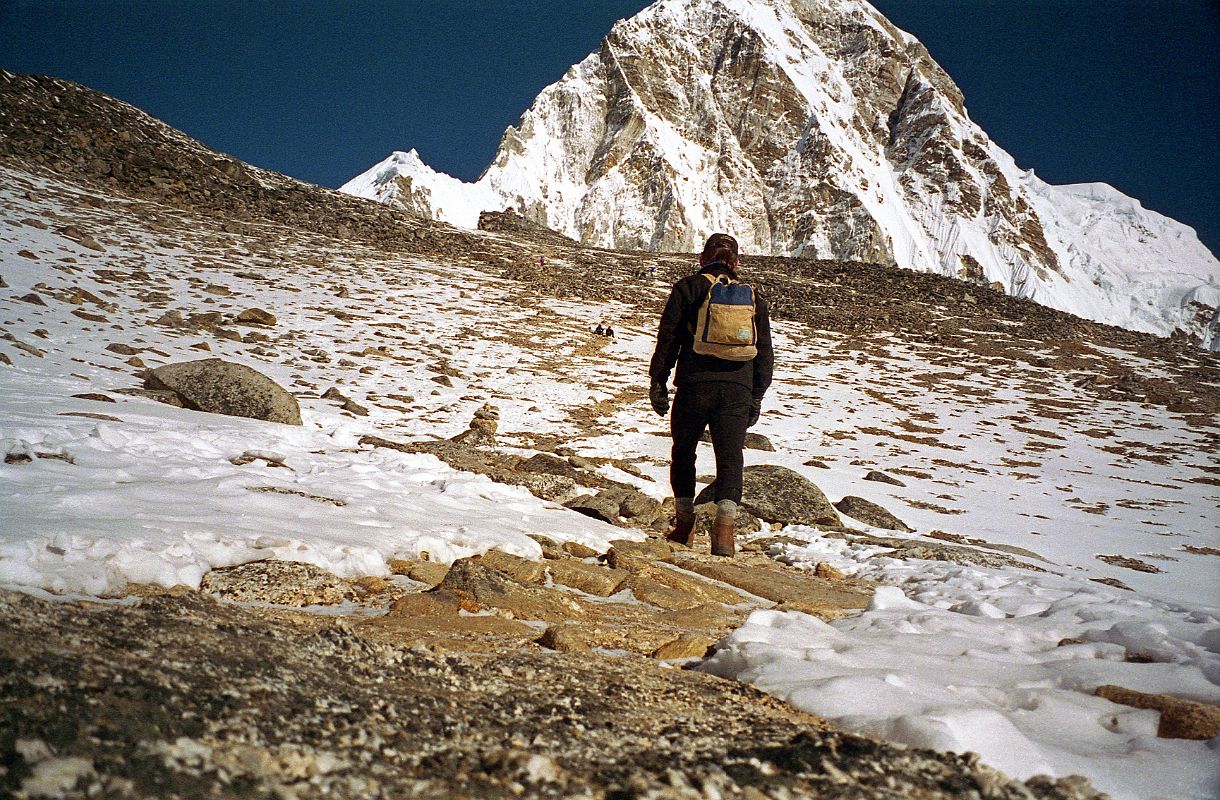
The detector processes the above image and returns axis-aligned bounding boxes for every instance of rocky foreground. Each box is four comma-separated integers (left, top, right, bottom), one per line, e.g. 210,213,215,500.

2,559,1104,800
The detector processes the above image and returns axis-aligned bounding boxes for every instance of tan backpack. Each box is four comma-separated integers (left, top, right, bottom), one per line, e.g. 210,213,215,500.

692,273,758,361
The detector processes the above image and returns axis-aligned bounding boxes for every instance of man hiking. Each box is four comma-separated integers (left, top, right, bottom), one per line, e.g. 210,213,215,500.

648,233,773,557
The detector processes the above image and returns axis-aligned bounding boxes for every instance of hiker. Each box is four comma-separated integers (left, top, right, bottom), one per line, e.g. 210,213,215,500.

605,325,615,338
594,323,605,336
648,233,772,557
539,255,546,269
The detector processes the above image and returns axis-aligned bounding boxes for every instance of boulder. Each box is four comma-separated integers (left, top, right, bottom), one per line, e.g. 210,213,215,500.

652,634,716,660
744,432,775,451
481,549,546,584
863,470,906,487
606,539,673,565
612,487,660,519
561,541,599,559
145,358,302,425
834,496,913,531
201,560,353,606
429,557,522,610
187,311,223,331
518,473,579,503
672,557,871,618
564,492,621,523
696,464,841,528
537,624,592,653
236,307,277,326
701,431,774,451
1094,684,1220,740
388,559,451,588
546,559,628,596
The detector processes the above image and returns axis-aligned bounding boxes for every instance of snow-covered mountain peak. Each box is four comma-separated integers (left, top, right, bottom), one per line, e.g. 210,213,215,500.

341,0,1219,341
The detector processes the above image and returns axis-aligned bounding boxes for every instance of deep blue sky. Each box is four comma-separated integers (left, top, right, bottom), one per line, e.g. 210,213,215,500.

1,1,1216,254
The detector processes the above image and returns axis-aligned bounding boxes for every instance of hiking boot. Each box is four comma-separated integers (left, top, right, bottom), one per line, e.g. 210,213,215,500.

666,513,696,547
710,514,736,557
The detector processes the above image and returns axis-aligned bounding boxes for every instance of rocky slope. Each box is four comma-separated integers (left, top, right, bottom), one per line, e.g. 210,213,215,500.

342,0,1219,341
2,70,1218,798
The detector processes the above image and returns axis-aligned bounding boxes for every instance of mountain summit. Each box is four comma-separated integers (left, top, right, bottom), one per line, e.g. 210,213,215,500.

342,0,1218,340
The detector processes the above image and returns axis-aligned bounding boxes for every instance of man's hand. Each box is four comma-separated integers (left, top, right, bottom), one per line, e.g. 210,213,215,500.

649,381,670,417
748,397,762,427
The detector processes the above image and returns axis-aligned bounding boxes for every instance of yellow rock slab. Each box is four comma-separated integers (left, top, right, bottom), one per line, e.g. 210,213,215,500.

673,555,871,619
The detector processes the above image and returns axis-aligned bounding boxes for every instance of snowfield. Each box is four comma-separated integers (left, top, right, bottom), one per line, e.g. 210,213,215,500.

703,534,1220,800
1,163,1217,799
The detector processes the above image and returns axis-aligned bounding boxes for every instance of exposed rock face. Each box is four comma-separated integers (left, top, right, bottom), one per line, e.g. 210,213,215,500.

697,464,841,528
145,358,302,425
341,0,1219,340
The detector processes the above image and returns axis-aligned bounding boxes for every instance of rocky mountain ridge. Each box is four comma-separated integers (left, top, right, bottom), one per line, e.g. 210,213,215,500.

342,0,1219,342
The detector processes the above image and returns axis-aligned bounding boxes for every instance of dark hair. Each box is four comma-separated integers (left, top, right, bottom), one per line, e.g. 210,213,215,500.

705,245,738,267
702,233,738,257
701,233,739,267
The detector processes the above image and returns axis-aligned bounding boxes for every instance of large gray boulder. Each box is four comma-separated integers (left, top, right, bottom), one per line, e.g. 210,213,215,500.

696,464,841,528
145,358,301,425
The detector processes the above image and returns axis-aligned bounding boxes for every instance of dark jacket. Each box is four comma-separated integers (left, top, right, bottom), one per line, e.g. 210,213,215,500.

649,262,773,398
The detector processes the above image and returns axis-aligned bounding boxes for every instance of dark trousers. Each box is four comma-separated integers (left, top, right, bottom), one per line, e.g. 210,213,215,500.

670,382,751,504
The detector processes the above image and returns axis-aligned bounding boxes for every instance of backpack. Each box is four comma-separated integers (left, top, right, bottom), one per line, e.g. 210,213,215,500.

692,273,758,361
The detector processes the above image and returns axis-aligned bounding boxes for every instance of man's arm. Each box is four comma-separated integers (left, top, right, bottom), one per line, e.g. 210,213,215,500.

752,293,774,399
649,282,687,386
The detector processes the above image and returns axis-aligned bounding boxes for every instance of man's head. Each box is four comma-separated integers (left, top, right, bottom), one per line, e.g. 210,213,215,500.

699,233,740,270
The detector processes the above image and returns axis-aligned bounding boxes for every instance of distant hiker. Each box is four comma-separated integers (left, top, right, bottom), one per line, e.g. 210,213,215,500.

605,325,615,338
539,255,546,269
649,233,773,557
594,323,605,336
650,264,656,278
